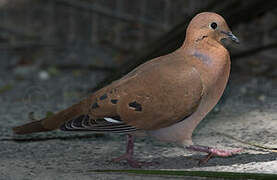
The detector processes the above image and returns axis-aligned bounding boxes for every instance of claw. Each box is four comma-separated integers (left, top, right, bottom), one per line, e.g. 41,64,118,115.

198,152,213,165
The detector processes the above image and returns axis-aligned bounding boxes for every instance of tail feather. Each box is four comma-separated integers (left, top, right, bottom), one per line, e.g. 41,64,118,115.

13,100,88,135
13,120,51,134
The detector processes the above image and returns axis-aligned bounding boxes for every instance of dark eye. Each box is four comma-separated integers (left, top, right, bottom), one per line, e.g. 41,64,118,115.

210,22,217,30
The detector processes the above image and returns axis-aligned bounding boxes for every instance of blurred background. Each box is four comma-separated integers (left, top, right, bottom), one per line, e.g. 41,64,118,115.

0,0,276,112
0,0,276,75
0,0,277,178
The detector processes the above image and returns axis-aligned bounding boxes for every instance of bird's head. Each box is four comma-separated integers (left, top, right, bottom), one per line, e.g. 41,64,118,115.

185,12,239,45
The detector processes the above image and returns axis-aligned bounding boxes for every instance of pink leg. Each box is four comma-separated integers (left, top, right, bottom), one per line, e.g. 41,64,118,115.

186,145,242,164
112,134,154,168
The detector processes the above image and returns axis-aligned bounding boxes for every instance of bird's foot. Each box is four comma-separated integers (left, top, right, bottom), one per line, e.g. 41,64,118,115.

112,154,155,168
186,145,242,164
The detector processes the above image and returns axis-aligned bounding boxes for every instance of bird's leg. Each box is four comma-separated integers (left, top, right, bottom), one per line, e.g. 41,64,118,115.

112,134,134,162
112,134,153,168
186,145,242,164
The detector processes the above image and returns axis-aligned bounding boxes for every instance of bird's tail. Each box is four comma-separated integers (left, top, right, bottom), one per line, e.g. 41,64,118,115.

13,119,50,134
13,100,88,135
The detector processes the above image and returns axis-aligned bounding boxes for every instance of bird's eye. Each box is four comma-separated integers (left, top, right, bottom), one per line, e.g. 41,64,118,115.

210,22,217,30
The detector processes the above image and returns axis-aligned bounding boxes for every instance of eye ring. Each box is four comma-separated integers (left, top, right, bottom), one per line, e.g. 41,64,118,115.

210,22,217,30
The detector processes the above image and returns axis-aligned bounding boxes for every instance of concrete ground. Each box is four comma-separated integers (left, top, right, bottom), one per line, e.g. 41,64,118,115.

0,47,277,179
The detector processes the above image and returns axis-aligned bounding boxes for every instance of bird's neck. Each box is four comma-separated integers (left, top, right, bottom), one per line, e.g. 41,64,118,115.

182,36,224,53
181,37,230,78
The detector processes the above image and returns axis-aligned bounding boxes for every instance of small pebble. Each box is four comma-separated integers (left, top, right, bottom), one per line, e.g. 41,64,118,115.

258,95,266,102
240,87,247,94
38,71,50,80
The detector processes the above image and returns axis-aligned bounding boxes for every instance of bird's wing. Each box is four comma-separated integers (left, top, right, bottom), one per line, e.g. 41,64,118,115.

62,53,204,132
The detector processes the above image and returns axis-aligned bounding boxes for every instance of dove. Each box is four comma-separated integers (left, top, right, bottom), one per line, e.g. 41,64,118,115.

13,12,240,167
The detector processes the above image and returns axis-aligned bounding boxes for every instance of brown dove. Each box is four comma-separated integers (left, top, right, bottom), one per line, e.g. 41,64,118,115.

13,12,240,167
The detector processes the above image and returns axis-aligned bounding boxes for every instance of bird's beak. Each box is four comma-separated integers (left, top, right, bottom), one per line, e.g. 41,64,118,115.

221,31,239,44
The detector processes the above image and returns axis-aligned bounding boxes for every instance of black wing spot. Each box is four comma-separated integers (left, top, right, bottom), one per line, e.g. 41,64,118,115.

91,102,99,109
111,99,118,104
128,101,142,111
99,94,108,100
